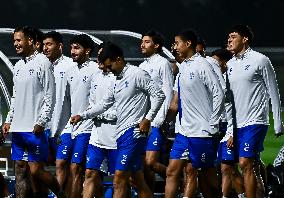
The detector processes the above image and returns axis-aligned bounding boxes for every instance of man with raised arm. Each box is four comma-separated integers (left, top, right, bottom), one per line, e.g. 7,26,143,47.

71,42,165,198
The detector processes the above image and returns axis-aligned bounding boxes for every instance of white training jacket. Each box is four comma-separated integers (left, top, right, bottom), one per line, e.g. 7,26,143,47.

6,51,55,132
206,56,234,142
80,64,165,140
178,55,224,137
227,48,283,134
88,71,117,149
62,60,100,138
139,54,174,127
50,55,76,137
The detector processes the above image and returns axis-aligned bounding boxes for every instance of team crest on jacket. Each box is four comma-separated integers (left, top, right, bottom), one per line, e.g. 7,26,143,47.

244,65,251,70
60,71,65,78
15,69,20,77
29,69,34,75
83,76,88,83
125,81,129,87
228,68,233,75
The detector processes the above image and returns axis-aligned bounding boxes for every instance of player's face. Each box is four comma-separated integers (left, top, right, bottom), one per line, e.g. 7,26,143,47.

13,31,33,56
43,38,62,62
141,36,157,57
173,36,189,59
71,43,89,64
227,32,246,54
103,58,123,76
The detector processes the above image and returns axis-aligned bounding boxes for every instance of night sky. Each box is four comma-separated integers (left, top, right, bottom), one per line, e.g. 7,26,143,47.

1,0,283,48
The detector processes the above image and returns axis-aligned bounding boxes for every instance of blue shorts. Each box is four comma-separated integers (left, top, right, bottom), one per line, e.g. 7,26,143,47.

169,133,190,160
146,127,165,151
11,131,49,162
115,127,146,172
217,141,237,163
56,133,91,164
236,124,268,159
86,145,117,175
188,137,216,169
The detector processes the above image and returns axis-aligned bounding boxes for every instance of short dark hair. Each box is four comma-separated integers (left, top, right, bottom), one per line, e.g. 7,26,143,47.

197,37,206,50
142,30,164,53
211,48,232,62
176,29,198,49
70,34,95,54
43,31,63,44
98,42,124,64
228,24,254,44
34,28,44,51
14,26,37,44
34,28,44,43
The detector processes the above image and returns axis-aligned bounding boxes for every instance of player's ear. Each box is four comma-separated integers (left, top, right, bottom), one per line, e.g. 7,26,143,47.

59,43,63,51
186,40,192,48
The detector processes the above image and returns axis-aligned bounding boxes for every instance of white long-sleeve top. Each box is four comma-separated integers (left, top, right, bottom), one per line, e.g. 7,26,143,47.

63,60,100,138
173,54,199,135
139,54,174,127
6,51,55,132
80,64,165,140
206,57,226,91
178,55,224,137
50,55,76,137
206,57,234,142
88,71,117,149
227,48,283,134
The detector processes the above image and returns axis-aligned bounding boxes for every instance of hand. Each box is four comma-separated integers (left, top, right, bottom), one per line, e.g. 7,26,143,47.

139,118,151,134
70,115,82,125
226,136,233,148
275,131,284,138
2,123,11,137
33,124,45,135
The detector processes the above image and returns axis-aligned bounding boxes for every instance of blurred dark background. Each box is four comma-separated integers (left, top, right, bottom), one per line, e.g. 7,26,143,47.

0,0,283,48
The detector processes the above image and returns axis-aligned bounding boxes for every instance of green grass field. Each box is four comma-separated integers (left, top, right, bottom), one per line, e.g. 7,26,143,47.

261,111,284,165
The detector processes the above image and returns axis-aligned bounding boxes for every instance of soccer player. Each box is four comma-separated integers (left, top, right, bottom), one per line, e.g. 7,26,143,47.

70,42,165,198
139,30,174,191
164,29,224,198
2,26,64,198
42,31,76,188
55,34,100,198
82,42,117,198
226,24,284,198
207,48,245,198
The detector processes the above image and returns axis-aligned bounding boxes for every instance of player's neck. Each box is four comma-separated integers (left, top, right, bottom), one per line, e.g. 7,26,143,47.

185,49,195,60
235,45,249,58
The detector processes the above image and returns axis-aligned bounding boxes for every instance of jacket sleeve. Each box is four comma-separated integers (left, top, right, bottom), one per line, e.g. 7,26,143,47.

152,61,174,127
80,83,115,120
261,56,283,134
136,70,165,121
36,62,55,127
5,66,16,124
203,63,225,134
